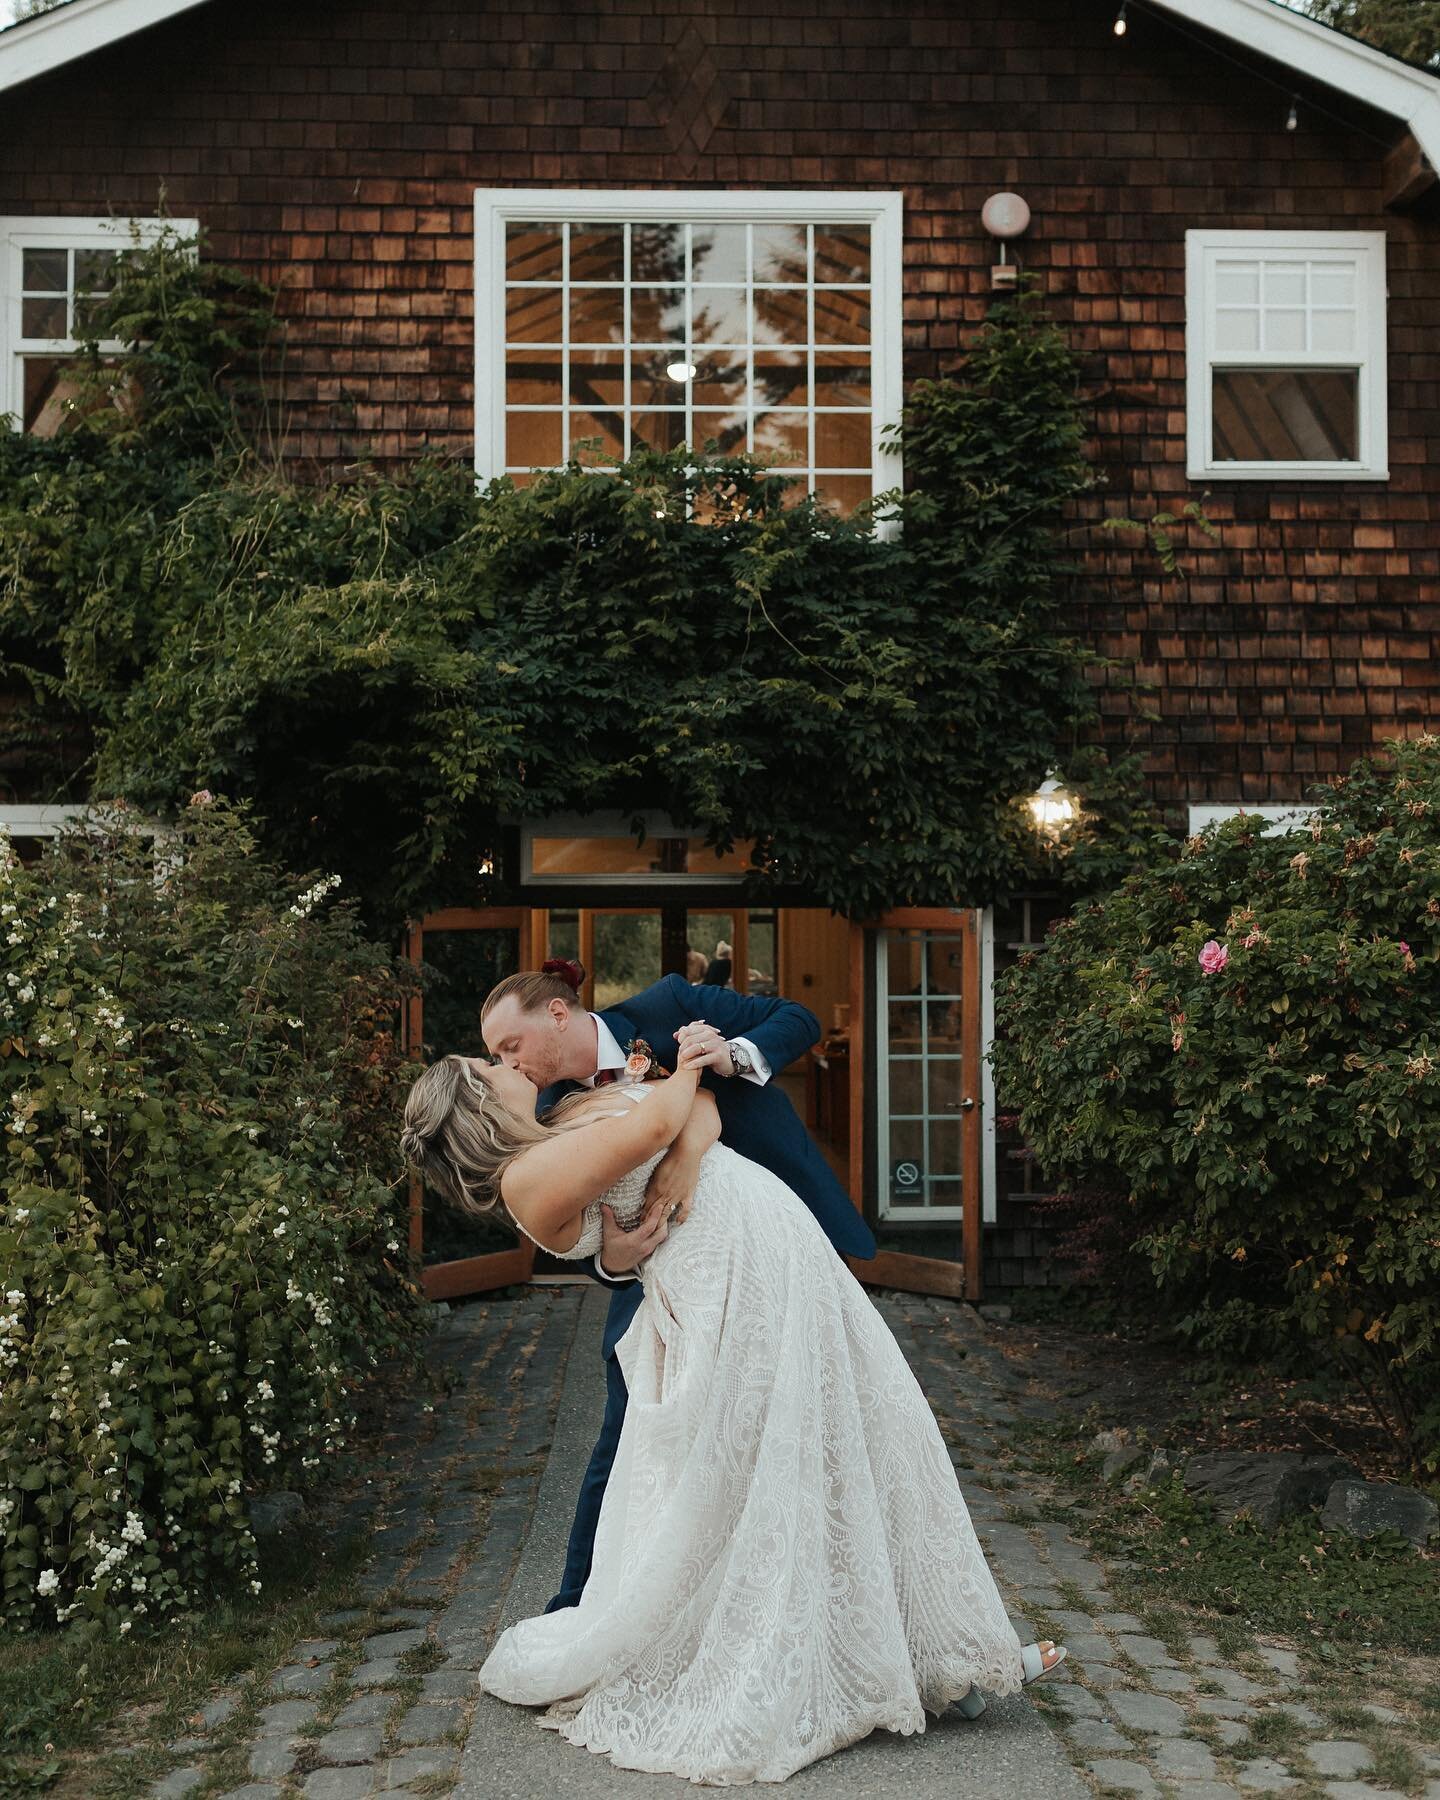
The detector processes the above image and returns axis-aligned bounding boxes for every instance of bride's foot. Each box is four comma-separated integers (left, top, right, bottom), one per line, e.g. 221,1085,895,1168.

1020,1640,1067,1684
955,1684,987,1720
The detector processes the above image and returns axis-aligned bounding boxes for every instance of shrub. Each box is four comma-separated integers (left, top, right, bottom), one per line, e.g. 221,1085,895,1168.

0,796,424,1634
991,736,1440,1467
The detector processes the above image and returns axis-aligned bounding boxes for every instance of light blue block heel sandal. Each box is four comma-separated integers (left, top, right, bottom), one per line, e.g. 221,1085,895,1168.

955,1685,988,1720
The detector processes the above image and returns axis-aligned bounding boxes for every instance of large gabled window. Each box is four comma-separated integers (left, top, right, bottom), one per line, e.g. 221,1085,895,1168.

475,189,903,514
1185,229,1388,481
1,214,197,435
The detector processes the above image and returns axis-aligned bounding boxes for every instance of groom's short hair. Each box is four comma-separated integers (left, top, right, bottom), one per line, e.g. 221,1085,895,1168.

481,965,584,1023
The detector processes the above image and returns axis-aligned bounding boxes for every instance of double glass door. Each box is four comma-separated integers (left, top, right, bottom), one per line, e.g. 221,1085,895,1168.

402,904,778,1299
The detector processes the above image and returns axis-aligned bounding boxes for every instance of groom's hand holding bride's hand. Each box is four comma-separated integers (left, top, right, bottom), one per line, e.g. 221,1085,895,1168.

598,1201,671,1277
673,1020,735,1075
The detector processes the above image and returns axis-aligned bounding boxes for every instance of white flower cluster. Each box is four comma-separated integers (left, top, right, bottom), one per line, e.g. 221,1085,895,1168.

0,1295,26,1373
289,872,342,918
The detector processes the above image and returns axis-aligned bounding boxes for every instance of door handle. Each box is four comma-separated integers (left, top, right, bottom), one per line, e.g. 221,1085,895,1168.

957,1096,976,1112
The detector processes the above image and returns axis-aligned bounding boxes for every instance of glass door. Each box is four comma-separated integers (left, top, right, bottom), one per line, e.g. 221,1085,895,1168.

848,908,984,1301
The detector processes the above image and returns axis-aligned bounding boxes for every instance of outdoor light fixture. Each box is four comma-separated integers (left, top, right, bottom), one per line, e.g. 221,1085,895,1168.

1113,3,1128,35
666,359,698,383
1286,96,1298,131
1028,774,1077,838
981,191,1031,292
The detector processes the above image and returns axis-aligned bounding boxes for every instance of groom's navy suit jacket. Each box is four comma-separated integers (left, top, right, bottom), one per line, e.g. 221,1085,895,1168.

538,975,877,1360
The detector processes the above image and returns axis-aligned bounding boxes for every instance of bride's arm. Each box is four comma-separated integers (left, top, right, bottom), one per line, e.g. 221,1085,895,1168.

642,1088,720,1226
502,1061,702,1246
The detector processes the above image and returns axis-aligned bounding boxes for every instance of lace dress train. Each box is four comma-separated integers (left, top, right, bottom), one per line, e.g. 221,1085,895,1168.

478,1087,1024,1784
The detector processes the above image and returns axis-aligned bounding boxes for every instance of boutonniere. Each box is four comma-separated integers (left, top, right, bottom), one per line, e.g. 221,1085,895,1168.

624,1037,671,1082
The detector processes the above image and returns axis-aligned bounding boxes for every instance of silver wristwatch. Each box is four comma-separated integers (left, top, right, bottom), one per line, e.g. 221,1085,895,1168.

728,1041,754,1076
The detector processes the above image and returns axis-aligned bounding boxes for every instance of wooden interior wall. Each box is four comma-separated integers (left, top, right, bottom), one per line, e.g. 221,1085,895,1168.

778,907,850,1040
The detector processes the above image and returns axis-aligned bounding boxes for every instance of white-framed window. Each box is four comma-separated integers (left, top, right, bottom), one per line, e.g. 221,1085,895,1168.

1,215,197,434
1185,229,1387,481
1187,802,1313,835
474,189,903,515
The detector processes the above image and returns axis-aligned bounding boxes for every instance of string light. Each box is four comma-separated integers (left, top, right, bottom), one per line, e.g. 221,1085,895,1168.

1286,96,1298,131
1113,2,1128,35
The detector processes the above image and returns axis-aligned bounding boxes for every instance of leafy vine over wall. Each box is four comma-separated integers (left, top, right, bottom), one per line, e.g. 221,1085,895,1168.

0,227,1169,932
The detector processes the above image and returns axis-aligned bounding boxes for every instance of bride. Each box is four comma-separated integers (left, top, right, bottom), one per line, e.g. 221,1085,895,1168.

401,1031,1066,1786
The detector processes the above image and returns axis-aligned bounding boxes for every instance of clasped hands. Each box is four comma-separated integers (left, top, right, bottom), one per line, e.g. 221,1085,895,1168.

598,1020,729,1277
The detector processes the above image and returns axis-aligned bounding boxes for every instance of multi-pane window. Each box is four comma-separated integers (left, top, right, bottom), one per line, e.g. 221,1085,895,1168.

476,191,902,514
1185,230,1387,480
1,217,194,434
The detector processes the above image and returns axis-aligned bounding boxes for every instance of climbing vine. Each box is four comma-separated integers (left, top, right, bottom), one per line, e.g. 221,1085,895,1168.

0,226,1167,932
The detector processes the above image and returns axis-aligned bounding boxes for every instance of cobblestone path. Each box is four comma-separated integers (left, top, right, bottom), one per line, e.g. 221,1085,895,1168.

144,1285,1439,1800
146,1288,582,1800
879,1293,1440,1800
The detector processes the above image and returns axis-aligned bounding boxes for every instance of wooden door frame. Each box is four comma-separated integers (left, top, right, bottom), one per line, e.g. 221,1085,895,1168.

402,906,541,1300
847,908,984,1303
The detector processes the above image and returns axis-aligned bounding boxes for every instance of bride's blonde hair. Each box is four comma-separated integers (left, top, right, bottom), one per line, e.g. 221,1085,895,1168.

399,1054,588,1223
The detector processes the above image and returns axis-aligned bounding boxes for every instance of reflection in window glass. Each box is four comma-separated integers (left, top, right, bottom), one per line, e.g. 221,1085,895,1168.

1212,368,1359,462
499,216,877,512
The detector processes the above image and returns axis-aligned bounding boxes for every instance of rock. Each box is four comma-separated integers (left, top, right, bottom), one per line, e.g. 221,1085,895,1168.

1181,1452,1355,1529
1103,1445,1148,1482
1321,1479,1438,1547
248,1491,306,1537
1090,1427,1131,1454
1125,1450,1174,1493
976,1304,1012,1322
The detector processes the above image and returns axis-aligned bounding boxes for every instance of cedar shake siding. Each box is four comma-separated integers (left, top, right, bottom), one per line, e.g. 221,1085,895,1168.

0,0,1437,808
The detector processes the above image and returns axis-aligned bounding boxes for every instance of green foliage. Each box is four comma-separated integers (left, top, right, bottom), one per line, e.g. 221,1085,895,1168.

1024,1420,1440,1652
0,232,1165,930
0,797,424,1636
1304,0,1440,68
991,736,1440,1466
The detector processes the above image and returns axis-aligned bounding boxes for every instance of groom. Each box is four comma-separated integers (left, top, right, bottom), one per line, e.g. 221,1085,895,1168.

481,957,877,1612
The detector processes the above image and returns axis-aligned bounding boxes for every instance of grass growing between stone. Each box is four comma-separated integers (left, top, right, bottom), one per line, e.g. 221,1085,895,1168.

0,1519,370,1799
1011,1415,1440,1657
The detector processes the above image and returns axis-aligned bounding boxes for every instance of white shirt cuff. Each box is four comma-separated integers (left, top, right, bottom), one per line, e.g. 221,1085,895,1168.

730,1035,771,1085
594,1251,640,1285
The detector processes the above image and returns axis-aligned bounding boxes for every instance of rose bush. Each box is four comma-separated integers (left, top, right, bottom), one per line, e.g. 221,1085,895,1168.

991,736,1440,1467
0,796,424,1634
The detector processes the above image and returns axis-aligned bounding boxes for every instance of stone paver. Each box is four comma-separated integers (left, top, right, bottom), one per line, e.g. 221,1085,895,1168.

1154,1738,1221,1780
150,1772,204,1799
247,1741,297,1781
1108,1691,1189,1735
314,1725,385,1765
1235,1757,1299,1792
394,1700,464,1744
1087,1757,1161,1794
1304,1741,1373,1778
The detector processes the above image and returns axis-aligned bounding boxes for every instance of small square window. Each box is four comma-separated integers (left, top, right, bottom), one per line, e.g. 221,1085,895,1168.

3,217,197,435
1185,230,1387,481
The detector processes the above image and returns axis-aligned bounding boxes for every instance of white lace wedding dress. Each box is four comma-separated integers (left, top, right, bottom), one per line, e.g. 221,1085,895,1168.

478,1085,1025,1785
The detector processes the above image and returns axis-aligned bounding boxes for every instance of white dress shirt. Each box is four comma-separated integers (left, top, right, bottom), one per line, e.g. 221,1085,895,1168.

578,1013,771,1088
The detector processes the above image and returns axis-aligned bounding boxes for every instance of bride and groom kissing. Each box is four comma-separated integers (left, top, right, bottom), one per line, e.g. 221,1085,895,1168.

400,957,1066,1785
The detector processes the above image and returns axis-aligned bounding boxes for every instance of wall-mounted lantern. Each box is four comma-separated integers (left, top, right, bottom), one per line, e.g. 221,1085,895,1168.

981,191,1031,292
1027,773,1077,841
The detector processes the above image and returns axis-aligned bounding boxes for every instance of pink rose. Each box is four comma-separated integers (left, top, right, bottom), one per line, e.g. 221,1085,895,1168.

1399,941,1411,957
188,789,213,807
1198,940,1229,975
624,1051,650,1080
